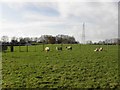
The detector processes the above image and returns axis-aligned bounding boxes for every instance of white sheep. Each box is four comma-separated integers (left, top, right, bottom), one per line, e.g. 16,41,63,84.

94,48,99,52
56,46,62,51
99,47,103,51
66,46,72,50
45,47,50,52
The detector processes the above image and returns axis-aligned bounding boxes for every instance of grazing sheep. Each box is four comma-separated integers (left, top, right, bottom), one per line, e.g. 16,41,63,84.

66,46,72,50
94,48,99,52
99,47,103,51
56,46,62,51
45,47,50,52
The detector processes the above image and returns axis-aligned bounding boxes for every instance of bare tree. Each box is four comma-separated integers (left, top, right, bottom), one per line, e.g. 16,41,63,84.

11,36,18,45
1,36,9,43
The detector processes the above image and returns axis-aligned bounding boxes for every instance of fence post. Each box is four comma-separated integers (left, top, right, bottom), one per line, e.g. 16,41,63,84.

35,45,36,52
61,35,63,51
19,43,21,52
26,45,28,52
43,43,44,51
43,40,45,51
10,44,14,52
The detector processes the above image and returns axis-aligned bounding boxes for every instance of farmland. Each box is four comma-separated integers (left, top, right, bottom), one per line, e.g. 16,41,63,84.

2,44,119,88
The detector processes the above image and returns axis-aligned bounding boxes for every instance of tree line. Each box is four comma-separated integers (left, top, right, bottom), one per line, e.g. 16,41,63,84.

1,35,120,46
0,34,79,46
86,38,120,45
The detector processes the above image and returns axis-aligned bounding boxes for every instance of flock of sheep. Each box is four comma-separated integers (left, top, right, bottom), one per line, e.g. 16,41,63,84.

45,46,72,52
45,46,104,52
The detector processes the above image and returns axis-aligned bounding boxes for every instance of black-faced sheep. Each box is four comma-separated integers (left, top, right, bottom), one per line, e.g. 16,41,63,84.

56,46,62,51
45,47,50,52
99,47,103,51
94,48,99,52
66,46,72,50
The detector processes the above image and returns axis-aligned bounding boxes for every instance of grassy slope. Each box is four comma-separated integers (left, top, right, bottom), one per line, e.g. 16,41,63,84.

2,44,119,88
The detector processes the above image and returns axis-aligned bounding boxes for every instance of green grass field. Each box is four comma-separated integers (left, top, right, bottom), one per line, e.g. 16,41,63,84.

2,44,119,88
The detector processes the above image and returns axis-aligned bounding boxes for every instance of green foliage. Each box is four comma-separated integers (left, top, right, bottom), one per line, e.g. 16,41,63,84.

2,44,119,88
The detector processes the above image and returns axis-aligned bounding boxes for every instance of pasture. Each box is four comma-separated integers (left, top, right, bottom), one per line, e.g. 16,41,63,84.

2,44,119,88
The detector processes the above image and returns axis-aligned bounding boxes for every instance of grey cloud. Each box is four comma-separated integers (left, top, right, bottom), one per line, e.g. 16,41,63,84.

0,2,118,43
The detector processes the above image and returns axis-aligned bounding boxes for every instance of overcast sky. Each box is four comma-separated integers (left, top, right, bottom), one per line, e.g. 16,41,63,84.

0,0,118,42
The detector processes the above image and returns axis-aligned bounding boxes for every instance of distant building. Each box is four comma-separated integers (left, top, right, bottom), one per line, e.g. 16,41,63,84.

86,40,92,44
